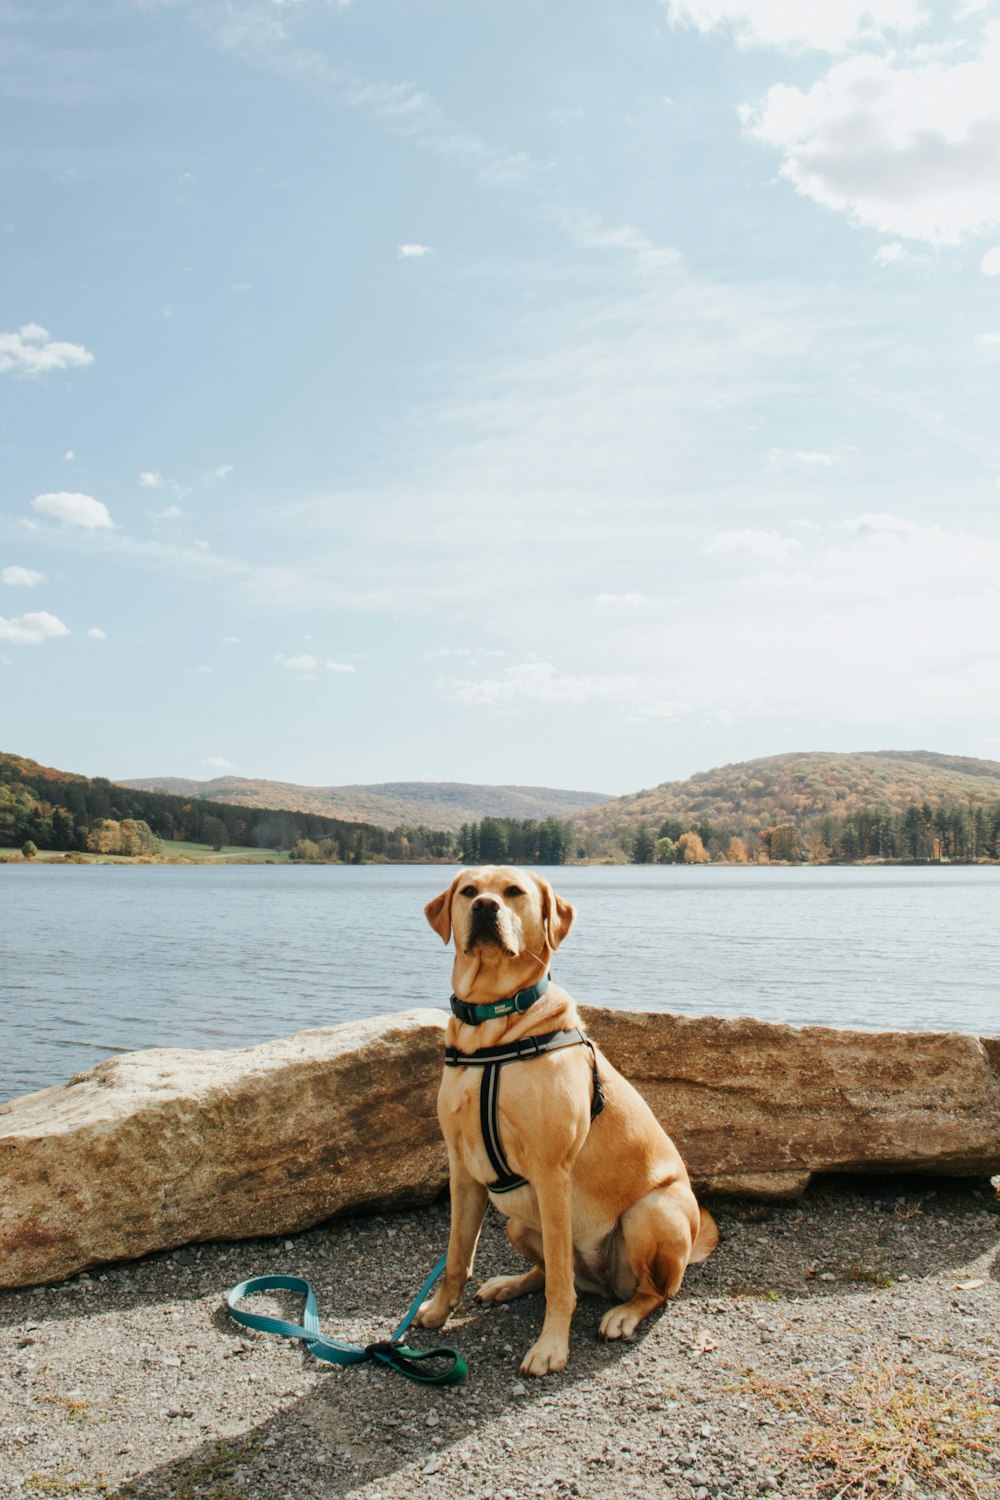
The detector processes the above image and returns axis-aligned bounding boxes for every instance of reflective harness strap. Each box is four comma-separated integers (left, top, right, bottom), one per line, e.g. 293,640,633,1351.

444,1028,605,1195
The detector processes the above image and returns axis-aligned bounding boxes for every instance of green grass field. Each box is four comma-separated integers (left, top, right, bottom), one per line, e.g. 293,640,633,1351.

1,843,289,863
163,840,290,862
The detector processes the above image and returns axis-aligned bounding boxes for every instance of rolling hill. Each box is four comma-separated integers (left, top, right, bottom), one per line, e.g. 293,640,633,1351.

117,775,611,833
572,750,1000,846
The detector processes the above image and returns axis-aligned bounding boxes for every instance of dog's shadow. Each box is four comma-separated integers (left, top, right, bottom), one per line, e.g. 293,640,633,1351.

106,1207,649,1499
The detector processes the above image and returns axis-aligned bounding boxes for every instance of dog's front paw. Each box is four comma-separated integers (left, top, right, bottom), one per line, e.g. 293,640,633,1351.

412,1293,453,1330
599,1302,641,1341
519,1334,568,1377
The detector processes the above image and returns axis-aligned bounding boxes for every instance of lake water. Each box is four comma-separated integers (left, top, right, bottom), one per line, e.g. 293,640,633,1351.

1,864,997,1104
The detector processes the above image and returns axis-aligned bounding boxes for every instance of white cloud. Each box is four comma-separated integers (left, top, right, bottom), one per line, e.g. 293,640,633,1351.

873,242,910,267
704,528,801,560
0,323,94,377
663,0,928,53
216,464,233,478
398,243,432,258
767,447,836,467
139,471,164,488
982,246,1000,275
438,514,1000,731
553,206,682,272
974,332,1000,358
595,592,668,610
275,651,356,677
0,610,70,645
446,660,636,707
189,664,214,675
151,504,184,521
422,645,473,659
87,626,107,639
204,756,238,770
31,491,113,529
2,566,43,586
743,35,1000,244
63,450,74,461
444,660,691,721
222,635,240,645
276,652,320,675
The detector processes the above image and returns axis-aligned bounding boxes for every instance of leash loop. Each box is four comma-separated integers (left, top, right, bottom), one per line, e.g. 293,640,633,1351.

225,1254,467,1386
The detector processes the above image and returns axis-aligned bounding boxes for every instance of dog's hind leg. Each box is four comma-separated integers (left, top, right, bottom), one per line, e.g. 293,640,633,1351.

599,1183,701,1342
476,1218,545,1304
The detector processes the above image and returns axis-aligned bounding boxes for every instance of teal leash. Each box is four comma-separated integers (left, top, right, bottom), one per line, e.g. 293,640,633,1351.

225,1253,467,1386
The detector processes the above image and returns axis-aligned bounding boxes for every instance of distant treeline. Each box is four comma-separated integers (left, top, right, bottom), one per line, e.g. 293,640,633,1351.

0,757,452,861
456,817,575,865
624,802,1000,864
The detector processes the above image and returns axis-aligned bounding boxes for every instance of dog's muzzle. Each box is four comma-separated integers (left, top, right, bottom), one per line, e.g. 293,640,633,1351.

466,906,515,954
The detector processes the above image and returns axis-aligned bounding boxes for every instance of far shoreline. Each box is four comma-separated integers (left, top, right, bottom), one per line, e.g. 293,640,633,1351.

3,850,999,870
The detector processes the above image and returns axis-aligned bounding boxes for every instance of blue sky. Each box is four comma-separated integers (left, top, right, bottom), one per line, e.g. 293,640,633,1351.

2,0,999,795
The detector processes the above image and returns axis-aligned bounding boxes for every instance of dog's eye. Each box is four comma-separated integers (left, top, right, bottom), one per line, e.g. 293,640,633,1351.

460,884,478,898
504,885,525,898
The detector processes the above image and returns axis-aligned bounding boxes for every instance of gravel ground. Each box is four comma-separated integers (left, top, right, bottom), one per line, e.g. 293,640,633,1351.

2,1177,998,1500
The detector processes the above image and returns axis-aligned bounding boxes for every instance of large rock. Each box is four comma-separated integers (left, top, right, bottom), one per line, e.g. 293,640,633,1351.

2,1007,999,1289
581,1008,1000,1200
0,1011,449,1291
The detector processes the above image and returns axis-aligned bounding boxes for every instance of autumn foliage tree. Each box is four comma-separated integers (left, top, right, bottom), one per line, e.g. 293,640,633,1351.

676,831,710,864
759,823,801,862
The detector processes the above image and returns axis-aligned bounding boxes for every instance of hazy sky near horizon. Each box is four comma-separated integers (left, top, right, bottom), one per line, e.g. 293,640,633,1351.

2,0,1000,795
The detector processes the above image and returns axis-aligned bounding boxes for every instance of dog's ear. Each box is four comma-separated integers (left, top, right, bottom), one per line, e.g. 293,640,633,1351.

424,876,460,944
538,877,575,951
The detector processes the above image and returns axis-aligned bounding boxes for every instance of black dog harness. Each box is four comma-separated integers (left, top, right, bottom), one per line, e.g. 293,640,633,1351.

444,977,605,1195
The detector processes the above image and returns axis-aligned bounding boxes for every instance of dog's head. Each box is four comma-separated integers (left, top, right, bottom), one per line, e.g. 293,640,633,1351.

424,865,575,1001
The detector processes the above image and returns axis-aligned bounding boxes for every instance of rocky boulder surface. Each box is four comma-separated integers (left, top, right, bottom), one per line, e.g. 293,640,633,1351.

581,1010,1000,1201
1,1011,449,1291
2,1008,999,1288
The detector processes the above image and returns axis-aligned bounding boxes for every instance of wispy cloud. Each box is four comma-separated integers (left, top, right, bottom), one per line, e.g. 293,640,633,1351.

87,626,107,639
274,651,357,679
0,323,94,377
139,470,164,488
704,528,802,561
595,592,669,611
398,243,432,258
663,0,927,54
203,755,238,770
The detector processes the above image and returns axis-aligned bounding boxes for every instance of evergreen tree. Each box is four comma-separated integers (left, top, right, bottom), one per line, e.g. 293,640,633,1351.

631,824,655,863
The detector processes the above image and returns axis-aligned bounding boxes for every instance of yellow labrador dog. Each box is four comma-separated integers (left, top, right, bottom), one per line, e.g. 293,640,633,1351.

414,864,717,1376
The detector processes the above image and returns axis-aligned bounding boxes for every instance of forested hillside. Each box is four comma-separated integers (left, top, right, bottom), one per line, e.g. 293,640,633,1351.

573,751,1000,863
0,752,452,861
6,748,1000,865
119,773,609,832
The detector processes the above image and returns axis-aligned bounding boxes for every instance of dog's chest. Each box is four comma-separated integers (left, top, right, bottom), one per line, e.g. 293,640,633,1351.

437,1066,500,1185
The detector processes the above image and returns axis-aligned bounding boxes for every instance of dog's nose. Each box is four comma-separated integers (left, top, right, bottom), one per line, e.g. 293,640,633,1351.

472,896,500,912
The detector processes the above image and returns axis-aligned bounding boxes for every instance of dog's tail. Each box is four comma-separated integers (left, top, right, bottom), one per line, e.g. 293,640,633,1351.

689,1207,719,1263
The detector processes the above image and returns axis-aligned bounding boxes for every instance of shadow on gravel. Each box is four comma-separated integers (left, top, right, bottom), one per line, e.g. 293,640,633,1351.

102,1210,651,1500
686,1174,1000,1305
4,1178,998,1498
2,1176,997,1336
